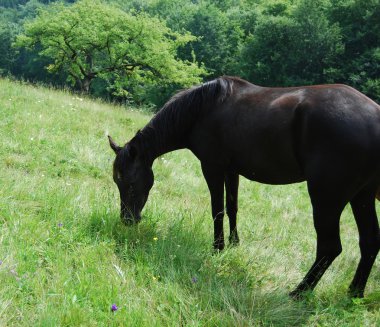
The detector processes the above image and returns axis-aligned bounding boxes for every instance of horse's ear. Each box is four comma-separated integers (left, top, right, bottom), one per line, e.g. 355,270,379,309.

108,135,121,154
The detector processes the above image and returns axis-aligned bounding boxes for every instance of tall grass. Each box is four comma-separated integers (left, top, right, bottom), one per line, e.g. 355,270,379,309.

0,79,379,326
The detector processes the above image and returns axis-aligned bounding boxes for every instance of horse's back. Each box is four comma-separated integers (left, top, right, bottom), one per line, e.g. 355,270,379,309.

188,81,380,186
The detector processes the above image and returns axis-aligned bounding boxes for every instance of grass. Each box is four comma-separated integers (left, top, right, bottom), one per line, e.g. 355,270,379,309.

0,78,379,326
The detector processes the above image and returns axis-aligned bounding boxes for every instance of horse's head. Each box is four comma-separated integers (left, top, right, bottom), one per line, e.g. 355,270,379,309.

108,136,154,225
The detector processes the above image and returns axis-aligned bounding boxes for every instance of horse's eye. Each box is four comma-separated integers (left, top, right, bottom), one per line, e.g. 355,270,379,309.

113,170,123,184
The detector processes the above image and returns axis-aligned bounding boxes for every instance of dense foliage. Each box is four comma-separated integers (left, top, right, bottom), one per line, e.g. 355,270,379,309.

1,0,379,106
15,0,205,104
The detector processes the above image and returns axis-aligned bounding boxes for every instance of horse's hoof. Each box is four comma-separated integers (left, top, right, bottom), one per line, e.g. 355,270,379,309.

228,235,240,246
289,289,305,301
213,242,225,253
348,287,364,299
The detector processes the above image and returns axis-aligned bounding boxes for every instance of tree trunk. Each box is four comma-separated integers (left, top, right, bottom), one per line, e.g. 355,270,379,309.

82,77,92,94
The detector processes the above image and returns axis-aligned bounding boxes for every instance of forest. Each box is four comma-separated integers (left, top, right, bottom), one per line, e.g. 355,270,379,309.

0,0,379,107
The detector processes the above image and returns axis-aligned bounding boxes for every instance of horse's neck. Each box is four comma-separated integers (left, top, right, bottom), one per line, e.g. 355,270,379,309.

138,122,185,164
139,97,204,162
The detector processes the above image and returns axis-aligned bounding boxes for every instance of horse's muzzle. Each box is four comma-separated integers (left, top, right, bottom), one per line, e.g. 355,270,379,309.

120,208,141,225
122,216,141,225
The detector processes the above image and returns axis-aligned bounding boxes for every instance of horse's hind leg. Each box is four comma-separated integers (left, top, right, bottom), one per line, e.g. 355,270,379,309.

349,186,380,298
225,172,239,245
290,181,346,298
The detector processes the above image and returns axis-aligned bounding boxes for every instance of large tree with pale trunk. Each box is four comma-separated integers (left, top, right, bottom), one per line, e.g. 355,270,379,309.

15,0,205,100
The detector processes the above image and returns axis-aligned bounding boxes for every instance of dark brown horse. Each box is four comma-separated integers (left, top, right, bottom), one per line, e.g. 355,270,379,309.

108,76,380,298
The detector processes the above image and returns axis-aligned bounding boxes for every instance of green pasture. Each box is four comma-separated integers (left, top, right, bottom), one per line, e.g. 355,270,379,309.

0,79,379,326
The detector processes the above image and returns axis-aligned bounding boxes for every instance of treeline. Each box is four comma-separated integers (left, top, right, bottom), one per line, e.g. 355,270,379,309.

0,0,379,107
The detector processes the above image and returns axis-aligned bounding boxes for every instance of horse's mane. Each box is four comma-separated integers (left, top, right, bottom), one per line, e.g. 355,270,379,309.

131,76,246,157
149,76,243,133
161,76,237,113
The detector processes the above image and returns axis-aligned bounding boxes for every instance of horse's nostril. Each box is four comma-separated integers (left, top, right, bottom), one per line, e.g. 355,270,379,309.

120,210,141,225
122,217,135,226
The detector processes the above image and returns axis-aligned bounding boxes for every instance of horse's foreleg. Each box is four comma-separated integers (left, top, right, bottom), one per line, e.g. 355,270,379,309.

202,164,225,251
349,186,380,298
225,172,239,245
290,182,346,298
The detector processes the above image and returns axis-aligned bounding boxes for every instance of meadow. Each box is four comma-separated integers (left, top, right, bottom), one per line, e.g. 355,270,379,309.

0,78,379,326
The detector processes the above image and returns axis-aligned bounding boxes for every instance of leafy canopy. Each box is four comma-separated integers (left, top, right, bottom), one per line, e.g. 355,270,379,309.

4,0,380,104
15,0,205,102
239,0,343,86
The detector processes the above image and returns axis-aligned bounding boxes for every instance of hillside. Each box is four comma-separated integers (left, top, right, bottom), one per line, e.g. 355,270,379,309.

0,79,379,326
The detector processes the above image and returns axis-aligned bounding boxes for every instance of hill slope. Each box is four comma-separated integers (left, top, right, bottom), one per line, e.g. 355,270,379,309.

0,79,379,325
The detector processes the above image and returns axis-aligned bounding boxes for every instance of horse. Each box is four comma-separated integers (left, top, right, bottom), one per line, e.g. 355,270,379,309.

108,76,380,298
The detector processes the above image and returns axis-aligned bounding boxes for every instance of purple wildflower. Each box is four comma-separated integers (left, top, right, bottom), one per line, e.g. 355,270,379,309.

0,260,3,265
191,276,198,283
111,304,118,312
58,223,63,228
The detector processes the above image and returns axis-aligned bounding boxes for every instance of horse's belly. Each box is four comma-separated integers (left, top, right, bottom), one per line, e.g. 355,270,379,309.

233,158,305,185
241,171,305,185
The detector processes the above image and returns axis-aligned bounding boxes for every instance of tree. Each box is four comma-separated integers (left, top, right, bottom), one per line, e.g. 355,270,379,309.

0,0,45,78
118,0,246,78
0,12,20,74
180,2,243,77
0,0,28,7
15,0,205,103
239,0,343,86
329,0,380,102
